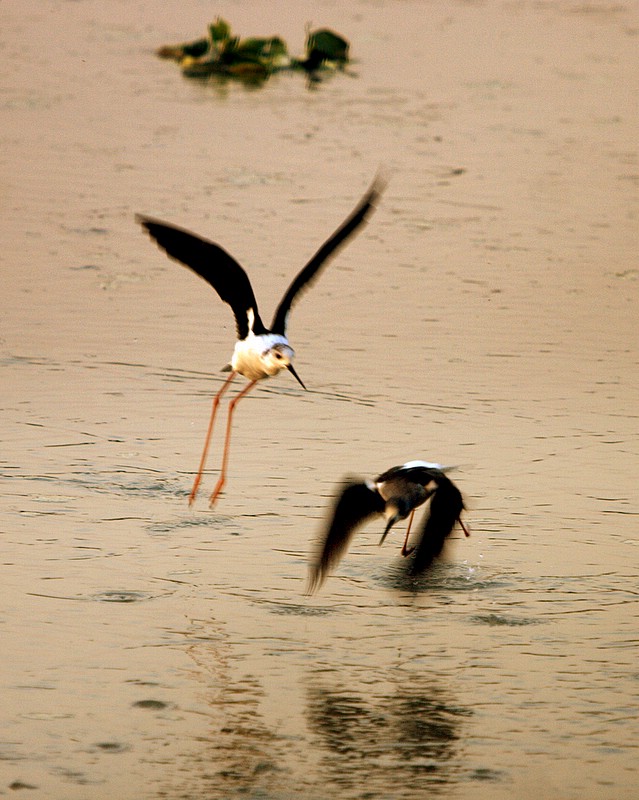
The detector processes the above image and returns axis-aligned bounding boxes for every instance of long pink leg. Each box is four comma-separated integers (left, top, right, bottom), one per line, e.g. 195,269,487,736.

209,379,257,507
459,517,471,537
401,508,416,556
188,371,237,506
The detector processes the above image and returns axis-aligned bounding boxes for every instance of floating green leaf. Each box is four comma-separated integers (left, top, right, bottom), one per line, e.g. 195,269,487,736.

305,29,349,64
156,37,208,61
156,18,350,86
209,18,231,43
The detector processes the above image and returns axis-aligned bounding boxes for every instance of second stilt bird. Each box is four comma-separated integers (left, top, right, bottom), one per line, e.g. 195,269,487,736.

137,176,385,506
308,460,469,593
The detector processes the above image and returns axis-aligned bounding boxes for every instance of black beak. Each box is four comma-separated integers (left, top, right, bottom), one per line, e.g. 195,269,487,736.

379,515,399,547
287,363,307,390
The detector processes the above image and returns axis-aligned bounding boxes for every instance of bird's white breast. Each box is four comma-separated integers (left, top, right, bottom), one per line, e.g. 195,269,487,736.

231,333,291,381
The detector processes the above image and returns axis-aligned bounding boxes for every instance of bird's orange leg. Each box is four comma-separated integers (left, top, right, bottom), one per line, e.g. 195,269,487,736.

209,379,257,507
188,371,237,506
401,508,417,556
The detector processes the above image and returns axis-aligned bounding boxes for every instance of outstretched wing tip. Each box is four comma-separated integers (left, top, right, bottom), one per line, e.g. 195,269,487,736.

305,569,325,597
368,169,390,200
270,175,388,334
135,212,161,230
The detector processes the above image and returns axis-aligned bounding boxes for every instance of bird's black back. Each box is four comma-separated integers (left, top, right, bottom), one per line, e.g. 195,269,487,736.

270,176,386,335
136,215,268,340
377,463,446,487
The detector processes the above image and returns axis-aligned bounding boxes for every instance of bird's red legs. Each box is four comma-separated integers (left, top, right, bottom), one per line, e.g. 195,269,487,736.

459,517,471,537
188,371,237,506
209,379,258,507
401,508,417,557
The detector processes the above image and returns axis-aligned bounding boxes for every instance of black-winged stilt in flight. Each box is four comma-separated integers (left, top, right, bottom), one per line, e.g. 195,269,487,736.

308,460,469,593
137,176,386,506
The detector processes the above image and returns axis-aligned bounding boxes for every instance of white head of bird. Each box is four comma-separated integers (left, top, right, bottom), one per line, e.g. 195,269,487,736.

230,333,302,384
261,342,295,376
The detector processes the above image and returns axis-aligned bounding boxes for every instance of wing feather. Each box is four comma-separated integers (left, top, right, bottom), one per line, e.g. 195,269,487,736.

136,215,267,339
307,479,385,593
410,475,465,574
270,175,387,335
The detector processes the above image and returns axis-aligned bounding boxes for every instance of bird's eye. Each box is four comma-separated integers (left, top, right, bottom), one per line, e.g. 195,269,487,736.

275,352,282,359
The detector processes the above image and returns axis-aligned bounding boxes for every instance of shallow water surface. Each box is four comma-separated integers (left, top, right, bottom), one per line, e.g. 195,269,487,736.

1,1,637,798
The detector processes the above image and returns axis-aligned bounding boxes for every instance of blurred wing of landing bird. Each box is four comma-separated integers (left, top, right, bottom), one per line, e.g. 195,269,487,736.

308,461,468,593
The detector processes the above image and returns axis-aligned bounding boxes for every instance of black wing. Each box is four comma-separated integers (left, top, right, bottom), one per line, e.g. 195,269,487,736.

136,215,268,340
270,175,387,335
307,479,385,594
410,475,465,575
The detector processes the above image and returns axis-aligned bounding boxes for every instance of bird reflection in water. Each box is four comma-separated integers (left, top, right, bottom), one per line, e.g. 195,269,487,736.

305,681,471,792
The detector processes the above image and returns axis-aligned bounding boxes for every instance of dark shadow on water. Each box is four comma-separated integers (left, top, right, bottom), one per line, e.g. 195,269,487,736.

305,675,472,795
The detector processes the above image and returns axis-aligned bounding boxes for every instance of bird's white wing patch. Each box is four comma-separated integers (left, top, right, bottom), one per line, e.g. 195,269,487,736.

402,460,446,471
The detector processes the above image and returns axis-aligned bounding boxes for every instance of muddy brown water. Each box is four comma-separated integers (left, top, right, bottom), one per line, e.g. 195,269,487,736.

2,1,637,798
